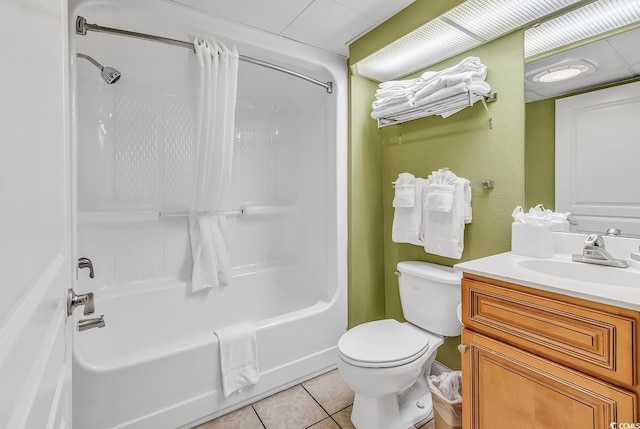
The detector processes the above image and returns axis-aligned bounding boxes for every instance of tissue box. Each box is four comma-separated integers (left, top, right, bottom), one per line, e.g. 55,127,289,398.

511,222,554,258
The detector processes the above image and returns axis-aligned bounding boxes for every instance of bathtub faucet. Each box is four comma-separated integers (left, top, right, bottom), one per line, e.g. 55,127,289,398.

78,315,105,332
67,288,95,316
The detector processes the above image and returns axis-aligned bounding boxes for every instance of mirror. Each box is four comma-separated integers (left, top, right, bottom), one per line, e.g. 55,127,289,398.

524,24,640,237
524,27,640,103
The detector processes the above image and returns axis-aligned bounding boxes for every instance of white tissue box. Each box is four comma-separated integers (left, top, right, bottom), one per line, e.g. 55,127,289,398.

511,222,554,258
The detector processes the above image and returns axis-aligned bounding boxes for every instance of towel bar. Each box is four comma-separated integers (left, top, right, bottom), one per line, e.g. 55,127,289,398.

391,180,494,189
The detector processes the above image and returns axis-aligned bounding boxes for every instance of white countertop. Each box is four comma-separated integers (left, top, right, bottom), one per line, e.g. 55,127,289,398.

455,250,640,312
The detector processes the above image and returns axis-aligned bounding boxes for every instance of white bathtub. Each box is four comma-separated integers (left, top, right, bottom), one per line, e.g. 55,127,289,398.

70,0,348,427
73,266,345,428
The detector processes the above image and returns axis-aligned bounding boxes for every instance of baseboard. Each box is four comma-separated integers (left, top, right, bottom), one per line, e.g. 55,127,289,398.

430,360,453,376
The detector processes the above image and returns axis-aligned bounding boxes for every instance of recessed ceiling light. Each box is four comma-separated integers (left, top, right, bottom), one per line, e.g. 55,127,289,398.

351,0,584,81
532,64,588,83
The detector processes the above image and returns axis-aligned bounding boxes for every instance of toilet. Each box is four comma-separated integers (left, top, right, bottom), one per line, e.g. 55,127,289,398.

337,261,462,429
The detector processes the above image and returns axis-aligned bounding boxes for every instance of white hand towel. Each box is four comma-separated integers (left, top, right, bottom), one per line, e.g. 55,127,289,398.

462,179,472,224
421,178,467,259
392,178,425,246
214,323,259,398
425,183,455,212
393,173,416,207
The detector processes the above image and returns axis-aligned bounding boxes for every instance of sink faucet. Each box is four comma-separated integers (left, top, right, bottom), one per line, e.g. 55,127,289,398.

572,234,628,268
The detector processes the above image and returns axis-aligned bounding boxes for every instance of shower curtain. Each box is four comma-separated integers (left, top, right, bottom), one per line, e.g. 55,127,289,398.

188,38,239,292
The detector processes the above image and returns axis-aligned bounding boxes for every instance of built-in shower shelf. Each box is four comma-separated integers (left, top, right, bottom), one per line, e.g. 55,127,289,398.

78,205,298,223
377,90,498,129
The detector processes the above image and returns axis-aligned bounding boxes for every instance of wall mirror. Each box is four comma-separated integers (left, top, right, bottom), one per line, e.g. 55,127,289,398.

524,15,640,237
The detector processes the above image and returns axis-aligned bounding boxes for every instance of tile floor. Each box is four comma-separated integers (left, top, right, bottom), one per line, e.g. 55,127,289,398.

195,369,435,429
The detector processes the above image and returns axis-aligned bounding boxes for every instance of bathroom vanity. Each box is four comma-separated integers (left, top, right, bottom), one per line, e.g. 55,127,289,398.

456,249,640,429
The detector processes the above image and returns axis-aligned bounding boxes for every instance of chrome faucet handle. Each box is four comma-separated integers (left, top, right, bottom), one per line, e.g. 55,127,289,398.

606,228,622,237
67,288,95,316
584,233,605,248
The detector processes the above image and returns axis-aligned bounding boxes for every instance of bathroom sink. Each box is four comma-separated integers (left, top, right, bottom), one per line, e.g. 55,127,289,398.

518,259,640,288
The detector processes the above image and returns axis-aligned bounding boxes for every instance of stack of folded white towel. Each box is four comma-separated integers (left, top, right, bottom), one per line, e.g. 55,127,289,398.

392,169,472,259
371,56,491,120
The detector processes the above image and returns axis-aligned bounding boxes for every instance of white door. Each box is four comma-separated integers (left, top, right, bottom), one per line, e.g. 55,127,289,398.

0,1,73,428
556,81,640,236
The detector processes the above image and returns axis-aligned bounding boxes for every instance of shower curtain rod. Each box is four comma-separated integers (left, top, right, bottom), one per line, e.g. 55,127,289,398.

75,16,334,94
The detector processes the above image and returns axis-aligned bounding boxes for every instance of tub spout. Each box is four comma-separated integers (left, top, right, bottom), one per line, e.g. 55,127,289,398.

78,315,105,332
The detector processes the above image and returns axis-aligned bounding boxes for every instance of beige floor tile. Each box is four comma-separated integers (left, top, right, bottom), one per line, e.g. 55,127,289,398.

253,385,328,429
331,406,355,429
195,405,264,429
308,417,341,429
302,369,355,415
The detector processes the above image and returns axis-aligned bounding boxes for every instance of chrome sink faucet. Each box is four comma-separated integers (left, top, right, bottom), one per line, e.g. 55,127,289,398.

572,234,628,268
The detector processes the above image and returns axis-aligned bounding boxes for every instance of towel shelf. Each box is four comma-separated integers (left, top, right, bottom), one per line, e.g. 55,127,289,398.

377,91,497,129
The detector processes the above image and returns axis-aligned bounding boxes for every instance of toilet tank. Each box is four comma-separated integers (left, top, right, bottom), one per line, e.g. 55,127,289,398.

397,261,462,337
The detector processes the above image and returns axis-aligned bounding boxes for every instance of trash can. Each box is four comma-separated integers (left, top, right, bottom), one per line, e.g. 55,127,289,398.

427,371,462,429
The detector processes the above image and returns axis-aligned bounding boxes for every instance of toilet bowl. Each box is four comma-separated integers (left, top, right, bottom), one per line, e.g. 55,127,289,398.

337,262,461,429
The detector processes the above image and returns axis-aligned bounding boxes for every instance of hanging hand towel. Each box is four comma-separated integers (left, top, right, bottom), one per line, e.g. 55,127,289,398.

463,179,472,224
424,183,455,212
393,178,426,246
421,177,467,259
393,173,416,208
214,323,259,398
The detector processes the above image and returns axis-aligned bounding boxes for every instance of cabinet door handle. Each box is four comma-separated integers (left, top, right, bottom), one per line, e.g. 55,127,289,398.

458,344,468,354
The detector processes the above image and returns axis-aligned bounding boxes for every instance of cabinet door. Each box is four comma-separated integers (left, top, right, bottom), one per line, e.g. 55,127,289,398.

461,329,637,429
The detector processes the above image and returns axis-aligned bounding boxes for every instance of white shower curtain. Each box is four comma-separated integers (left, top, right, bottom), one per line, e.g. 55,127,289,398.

188,38,239,292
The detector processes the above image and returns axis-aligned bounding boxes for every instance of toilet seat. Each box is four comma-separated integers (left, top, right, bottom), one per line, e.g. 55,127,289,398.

337,319,430,368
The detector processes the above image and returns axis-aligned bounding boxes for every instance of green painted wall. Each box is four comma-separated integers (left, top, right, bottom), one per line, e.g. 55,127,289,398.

348,73,386,327
525,98,556,209
348,0,526,370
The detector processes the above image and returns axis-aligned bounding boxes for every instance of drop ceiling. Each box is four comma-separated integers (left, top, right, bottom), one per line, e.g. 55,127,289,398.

525,27,640,102
168,0,415,57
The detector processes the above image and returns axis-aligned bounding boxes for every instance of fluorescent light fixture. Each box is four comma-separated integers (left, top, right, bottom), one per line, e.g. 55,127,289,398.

352,0,583,82
532,64,589,82
525,0,640,58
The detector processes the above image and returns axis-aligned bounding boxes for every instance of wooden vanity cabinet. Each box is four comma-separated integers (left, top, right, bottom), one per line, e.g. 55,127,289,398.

460,273,640,429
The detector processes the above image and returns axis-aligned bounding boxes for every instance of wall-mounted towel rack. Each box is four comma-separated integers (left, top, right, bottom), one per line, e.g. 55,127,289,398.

392,180,494,189
377,91,497,129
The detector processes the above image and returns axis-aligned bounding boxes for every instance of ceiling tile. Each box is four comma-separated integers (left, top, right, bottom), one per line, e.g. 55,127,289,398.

169,0,314,34
281,0,376,56
606,27,640,68
332,0,415,22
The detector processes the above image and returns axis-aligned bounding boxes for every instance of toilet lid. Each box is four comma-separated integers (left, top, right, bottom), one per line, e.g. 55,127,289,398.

338,319,430,368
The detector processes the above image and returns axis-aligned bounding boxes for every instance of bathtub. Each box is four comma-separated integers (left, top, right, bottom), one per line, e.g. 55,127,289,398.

73,266,345,428
70,0,348,427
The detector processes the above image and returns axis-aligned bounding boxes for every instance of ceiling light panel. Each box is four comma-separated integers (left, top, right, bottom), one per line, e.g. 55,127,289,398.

353,19,481,81
525,0,640,58
443,0,584,40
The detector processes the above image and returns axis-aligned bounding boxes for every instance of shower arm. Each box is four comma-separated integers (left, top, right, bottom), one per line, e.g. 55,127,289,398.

75,16,334,94
76,52,103,70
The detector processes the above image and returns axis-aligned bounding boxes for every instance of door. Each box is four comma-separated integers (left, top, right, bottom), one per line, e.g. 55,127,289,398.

556,81,640,235
461,329,637,429
0,1,73,428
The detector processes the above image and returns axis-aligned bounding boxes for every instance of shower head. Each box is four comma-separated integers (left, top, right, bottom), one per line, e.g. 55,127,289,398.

77,52,121,84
